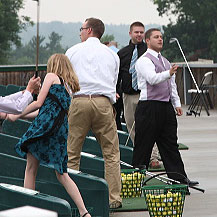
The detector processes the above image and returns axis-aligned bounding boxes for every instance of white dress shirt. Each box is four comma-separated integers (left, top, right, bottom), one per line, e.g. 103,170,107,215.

135,48,181,108
65,37,120,104
0,91,33,114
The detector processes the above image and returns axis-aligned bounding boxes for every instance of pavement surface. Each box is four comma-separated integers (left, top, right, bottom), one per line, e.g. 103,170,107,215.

110,106,217,217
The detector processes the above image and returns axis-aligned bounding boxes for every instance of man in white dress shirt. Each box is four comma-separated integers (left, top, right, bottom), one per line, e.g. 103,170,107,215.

0,76,41,117
132,28,199,189
65,18,122,209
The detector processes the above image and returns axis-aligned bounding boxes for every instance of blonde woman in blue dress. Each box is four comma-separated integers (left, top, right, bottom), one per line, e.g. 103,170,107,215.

7,54,91,217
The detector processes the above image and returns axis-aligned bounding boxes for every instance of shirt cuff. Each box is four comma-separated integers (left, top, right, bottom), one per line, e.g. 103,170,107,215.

172,100,181,108
165,70,171,79
23,90,33,104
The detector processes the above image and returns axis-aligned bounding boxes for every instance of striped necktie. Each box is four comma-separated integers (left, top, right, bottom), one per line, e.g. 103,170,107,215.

129,45,138,91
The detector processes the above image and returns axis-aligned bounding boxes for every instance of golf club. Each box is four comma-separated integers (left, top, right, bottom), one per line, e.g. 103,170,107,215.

169,38,200,93
33,0,40,78
170,38,210,116
124,121,135,146
120,160,205,193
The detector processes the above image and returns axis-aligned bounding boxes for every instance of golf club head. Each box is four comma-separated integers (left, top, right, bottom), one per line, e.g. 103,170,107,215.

169,38,178,44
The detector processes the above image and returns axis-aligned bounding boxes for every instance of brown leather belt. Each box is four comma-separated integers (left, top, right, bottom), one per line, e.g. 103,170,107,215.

73,94,105,99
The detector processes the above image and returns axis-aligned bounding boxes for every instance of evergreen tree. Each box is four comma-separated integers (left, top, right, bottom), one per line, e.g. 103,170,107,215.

46,32,65,56
9,32,65,65
100,34,115,44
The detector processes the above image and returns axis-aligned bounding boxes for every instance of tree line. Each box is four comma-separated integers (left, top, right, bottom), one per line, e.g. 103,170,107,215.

9,32,65,65
8,32,115,65
152,0,217,62
0,0,217,65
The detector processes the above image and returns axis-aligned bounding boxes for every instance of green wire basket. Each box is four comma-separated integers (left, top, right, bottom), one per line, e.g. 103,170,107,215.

120,168,146,198
142,184,187,217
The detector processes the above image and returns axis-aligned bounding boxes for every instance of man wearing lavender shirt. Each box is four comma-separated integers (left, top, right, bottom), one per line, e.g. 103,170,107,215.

132,28,199,188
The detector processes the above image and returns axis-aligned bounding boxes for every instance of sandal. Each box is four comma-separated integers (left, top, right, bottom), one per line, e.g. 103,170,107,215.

82,212,90,217
109,201,122,209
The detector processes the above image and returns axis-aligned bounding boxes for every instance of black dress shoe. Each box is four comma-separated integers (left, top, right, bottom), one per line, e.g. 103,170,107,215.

180,178,199,187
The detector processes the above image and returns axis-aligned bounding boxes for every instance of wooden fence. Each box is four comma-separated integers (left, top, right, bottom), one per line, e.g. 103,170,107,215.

0,65,47,86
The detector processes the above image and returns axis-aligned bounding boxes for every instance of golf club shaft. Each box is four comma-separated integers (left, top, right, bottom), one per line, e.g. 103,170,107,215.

146,171,178,183
35,0,40,78
145,171,170,184
120,160,169,184
120,160,205,193
124,121,135,146
175,40,200,92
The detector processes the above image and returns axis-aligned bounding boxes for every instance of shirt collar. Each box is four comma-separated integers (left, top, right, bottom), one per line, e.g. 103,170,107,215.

129,40,145,47
147,48,161,59
86,37,100,43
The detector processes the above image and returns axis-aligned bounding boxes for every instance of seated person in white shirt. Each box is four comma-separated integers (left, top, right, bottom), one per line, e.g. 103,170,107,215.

0,76,41,118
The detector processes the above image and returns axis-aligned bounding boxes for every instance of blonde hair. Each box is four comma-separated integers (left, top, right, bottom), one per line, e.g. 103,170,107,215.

47,53,80,93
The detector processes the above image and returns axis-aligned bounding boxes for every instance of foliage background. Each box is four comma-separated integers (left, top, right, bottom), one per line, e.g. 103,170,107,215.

0,0,216,65
152,0,217,62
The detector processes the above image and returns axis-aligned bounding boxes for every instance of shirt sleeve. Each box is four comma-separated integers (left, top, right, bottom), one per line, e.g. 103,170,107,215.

0,91,33,114
136,57,171,86
170,74,181,108
114,55,120,86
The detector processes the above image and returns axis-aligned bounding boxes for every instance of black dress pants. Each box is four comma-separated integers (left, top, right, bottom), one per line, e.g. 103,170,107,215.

132,100,188,181
114,95,124,131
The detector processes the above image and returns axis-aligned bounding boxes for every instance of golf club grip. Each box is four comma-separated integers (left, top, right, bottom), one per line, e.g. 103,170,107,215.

35,70,38,78
33,70,38,100
189,186,205,193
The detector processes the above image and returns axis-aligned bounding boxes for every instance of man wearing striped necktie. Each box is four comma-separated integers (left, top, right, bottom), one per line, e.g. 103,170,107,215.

117,22,146,143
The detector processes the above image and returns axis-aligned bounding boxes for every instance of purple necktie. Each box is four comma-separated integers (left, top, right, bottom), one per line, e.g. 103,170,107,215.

158,54,165,69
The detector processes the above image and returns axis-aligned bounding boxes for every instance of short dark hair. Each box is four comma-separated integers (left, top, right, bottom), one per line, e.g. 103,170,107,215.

130,21,144,32
85,17,105,39
145,28,161,40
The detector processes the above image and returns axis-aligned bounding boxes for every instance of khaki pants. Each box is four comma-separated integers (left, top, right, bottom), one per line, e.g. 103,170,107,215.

123,93,160,160
123,93,139,144
67,96,122,204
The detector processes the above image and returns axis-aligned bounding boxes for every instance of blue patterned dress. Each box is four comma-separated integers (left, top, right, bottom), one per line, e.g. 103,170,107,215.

15,79,71,174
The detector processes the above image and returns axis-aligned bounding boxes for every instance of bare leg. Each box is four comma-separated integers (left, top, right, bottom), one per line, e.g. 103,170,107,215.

24,153,39,189
56,171,91,217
